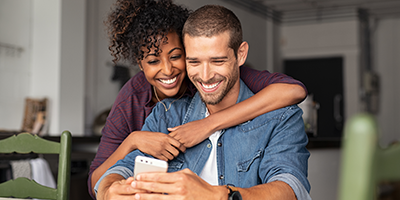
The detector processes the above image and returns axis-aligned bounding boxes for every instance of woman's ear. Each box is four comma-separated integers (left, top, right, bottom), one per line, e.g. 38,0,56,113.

236,41,249,66
138,61,143,71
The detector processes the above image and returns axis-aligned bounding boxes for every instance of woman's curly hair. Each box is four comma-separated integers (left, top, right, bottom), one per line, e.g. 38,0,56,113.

105,0,191,64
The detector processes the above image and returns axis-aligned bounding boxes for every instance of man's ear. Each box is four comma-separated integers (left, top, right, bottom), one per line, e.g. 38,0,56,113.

236,41,249,66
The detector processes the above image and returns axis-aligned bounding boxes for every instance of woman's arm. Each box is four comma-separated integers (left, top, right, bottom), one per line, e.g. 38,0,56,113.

169,67,307,148
169,83,305,147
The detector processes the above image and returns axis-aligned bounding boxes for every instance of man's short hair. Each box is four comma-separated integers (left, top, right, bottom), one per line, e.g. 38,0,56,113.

182,5,243,57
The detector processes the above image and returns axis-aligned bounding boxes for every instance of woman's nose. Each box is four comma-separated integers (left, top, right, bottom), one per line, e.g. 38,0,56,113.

161,60,173,76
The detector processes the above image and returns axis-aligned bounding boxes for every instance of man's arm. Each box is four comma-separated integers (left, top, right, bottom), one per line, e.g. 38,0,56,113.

95,102,178,199
97,174,147,200
238,181,296,200
131,169,298,200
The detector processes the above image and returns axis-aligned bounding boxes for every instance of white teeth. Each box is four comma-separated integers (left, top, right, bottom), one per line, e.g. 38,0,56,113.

202,82,219,89
159,76,177,84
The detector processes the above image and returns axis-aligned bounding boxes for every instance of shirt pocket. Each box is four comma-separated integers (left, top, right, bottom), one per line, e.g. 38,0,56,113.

237,150,262,172
236,150,263,187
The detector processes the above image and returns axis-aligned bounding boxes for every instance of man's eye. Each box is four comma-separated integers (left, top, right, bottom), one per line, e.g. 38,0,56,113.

213,60,225,64
188,60,199,64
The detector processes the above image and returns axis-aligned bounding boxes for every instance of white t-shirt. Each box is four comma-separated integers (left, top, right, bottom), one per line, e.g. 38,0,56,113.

199,110,221,185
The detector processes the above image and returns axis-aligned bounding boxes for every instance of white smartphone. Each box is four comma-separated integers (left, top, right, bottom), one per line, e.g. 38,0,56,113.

134,156,168,179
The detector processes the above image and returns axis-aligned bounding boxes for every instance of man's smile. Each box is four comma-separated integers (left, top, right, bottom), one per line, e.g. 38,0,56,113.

199,80,222,92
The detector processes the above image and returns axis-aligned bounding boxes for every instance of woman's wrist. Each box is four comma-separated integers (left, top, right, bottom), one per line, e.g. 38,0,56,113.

124,131,139,152
203,115,221,134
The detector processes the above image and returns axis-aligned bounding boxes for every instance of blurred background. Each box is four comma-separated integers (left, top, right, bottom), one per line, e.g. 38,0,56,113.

1,0,399,199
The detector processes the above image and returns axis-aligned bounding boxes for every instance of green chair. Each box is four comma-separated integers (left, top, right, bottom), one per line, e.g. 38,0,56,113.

0,131,72,200
339,113,400,200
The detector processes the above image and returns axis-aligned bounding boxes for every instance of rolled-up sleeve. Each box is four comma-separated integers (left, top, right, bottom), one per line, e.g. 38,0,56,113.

259,106,311,193
268,173,312,200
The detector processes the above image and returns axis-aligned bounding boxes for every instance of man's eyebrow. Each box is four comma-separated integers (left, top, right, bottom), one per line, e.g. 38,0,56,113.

186,57,197,60
211,56,228,59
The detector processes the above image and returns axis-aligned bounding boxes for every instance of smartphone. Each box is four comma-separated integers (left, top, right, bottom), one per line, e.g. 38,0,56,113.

134,156,168,179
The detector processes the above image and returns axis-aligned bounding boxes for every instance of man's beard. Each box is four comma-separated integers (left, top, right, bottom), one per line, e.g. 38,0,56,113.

192,68,239,105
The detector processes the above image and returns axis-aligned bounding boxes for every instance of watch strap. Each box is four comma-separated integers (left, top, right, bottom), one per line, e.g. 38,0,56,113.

226,185,242,200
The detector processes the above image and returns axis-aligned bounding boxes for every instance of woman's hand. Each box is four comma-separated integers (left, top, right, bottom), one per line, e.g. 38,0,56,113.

168,118,214,148
130,131,186,161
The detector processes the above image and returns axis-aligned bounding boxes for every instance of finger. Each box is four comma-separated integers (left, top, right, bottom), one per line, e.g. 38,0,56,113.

177,143,186,153
125,177,135,185
134,192,173,200
167,131,178,139
167,126,178,132
109,182,145,195
132,180,181,195
167,138,185,153
151,152,169,161
165,145,180,157
161,150,174,161
136,170,189,183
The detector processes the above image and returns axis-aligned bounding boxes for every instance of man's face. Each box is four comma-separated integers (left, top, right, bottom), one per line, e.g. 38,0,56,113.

184,31,240,105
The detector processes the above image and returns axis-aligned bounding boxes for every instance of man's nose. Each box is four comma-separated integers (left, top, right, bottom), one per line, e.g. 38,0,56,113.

200,62,212,81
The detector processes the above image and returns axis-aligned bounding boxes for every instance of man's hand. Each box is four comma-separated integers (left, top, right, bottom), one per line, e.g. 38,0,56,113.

131,131,186,161
97,174,147,200
131,168,228,200
168,118,214,148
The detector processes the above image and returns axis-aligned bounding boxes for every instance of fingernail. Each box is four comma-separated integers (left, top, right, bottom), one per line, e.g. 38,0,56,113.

135,194,140,200
136,175,141,180
131,181,136,187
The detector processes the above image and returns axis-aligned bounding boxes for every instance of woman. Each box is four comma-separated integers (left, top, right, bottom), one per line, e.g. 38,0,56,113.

88,0,307,198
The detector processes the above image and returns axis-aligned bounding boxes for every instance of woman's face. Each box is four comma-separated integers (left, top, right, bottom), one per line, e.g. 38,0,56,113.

139,32,186,101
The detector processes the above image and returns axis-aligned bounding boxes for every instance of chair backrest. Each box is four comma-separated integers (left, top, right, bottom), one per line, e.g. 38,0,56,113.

339,113,400,200
0,131,71,200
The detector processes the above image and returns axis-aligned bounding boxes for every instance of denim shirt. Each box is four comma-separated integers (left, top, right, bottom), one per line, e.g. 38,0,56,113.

95,79,311,199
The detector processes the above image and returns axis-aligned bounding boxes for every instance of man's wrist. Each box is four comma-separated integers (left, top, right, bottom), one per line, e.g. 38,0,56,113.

226,185,242,200
215,185,229,200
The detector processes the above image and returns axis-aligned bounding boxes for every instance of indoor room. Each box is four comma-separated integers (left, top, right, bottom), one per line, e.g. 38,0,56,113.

1,0,400,199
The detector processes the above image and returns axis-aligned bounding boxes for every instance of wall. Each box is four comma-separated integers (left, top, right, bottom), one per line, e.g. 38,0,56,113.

374,18,400,147
282,17,400,199
31,0,86,136
281,19,361,200
0,0,32,131
0,0,86,136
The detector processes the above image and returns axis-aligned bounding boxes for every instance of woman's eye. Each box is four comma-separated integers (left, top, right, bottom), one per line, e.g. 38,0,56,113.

171,55,182,60
147,60,159,65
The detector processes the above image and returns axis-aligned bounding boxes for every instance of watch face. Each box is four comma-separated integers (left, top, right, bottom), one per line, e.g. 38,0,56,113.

232,191,242,200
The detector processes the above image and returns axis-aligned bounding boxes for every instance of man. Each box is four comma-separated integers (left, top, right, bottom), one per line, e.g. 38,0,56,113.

96,5,311,200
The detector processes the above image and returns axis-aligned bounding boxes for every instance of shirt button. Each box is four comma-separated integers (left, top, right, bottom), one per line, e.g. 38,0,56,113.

218,142,222,147
219,175,224,179
207,143,211,148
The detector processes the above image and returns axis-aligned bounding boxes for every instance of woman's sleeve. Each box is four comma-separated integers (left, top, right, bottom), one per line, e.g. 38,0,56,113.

87,105,132,199
240,65,307,94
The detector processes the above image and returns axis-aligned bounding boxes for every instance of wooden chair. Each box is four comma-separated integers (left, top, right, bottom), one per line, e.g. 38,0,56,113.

0,131,72,200
339,113,400,200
